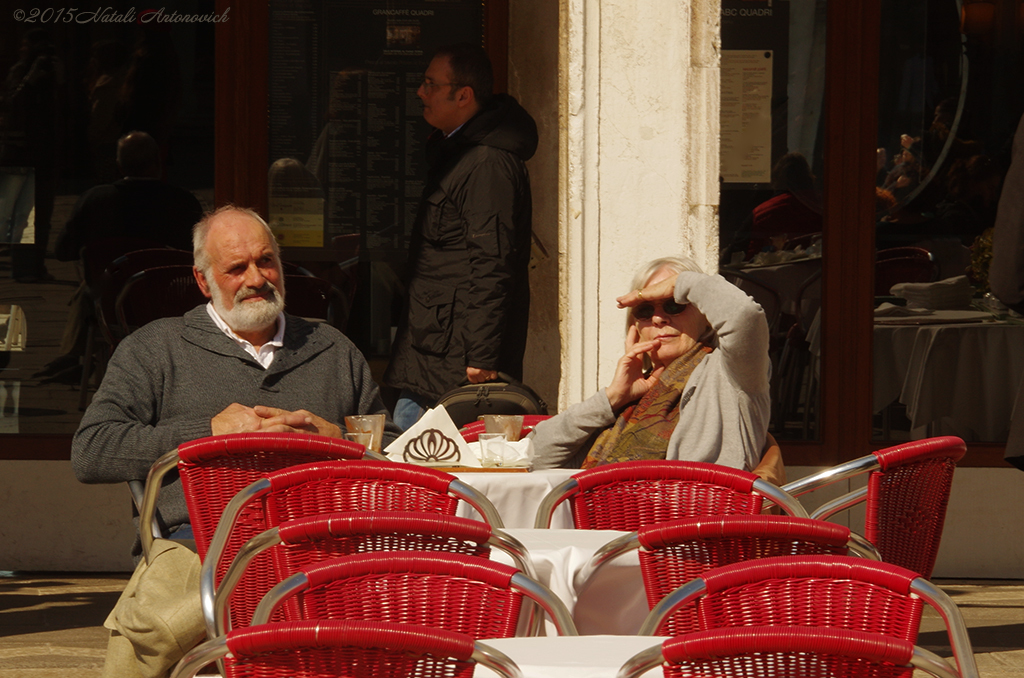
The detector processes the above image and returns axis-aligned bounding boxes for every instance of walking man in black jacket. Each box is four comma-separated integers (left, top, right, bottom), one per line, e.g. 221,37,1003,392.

386,43,538,429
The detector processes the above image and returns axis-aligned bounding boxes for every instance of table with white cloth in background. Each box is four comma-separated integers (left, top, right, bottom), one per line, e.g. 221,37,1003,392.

449,470,649,635
873,312,1024,440
723,255,822,324
491,529,647,636
474,636,668,678
453,469,577,528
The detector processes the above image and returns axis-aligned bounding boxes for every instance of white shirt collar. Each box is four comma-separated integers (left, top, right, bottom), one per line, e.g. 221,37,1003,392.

205,302,286,369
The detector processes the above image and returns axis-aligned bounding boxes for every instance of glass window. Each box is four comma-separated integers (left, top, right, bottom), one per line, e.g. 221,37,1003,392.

872,0,1024,443
719,0,826,442
0,19,214,438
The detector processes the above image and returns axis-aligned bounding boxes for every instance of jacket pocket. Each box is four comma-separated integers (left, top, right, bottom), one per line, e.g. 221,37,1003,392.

408,279,456,355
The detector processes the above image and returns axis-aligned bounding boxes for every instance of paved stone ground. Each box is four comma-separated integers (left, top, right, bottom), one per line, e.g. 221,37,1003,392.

0,572,1021,677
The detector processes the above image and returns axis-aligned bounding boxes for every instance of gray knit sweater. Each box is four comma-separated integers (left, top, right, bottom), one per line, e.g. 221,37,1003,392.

530,272,770,470
71,306,400,548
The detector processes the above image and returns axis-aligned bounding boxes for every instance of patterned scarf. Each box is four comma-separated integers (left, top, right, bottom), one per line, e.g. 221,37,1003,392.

582,342,712,468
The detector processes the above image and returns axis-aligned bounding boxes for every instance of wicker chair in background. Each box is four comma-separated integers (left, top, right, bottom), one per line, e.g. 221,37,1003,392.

533,460,808,530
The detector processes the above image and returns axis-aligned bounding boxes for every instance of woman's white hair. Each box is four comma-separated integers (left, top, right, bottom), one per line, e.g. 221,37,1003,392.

625,256,704,333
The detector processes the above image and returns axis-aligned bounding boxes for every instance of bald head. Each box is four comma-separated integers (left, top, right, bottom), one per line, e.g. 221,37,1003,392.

117,131,160,178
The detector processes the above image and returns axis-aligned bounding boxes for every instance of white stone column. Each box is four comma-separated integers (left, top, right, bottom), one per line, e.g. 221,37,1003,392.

558,0,721,408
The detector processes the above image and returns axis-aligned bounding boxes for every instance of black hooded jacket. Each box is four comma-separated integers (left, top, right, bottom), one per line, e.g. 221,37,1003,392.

385,93,538,400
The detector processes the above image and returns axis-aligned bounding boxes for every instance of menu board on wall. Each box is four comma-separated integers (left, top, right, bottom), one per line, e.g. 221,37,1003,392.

720,0,789,186
268,0,484,251
721,50,773,184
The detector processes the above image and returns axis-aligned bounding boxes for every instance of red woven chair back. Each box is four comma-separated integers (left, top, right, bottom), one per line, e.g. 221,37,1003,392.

211,621,481,678
175,434,368,561
275,552,525,639
637,516,858,635
569,461,765,531
658,627,921,678
866,437,964,578
219,462,464,631
258,511,494,627
688,556,924,642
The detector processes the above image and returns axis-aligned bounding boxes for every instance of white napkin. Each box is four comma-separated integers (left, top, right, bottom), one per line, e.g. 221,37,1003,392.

890,275,973,310
473,438,535,468
873,302,933,317
384,406,480,467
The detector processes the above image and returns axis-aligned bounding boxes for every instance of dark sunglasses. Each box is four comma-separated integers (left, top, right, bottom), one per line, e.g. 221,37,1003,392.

633,299,687,320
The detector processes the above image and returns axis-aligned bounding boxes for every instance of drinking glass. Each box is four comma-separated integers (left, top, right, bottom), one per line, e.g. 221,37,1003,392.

343,431,373,450
344,414,385,452
481,414,524,442
477,433,507,467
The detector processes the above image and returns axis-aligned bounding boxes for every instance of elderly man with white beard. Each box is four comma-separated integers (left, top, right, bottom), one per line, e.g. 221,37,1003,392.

73,204,399,553
72,205,400,678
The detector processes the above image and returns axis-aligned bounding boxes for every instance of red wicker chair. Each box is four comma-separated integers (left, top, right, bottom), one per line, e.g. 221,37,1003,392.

137,433,382,565
574,515,880,636
248,551,577,638
782,436,966,578
532,460,807,530
213,510,534,636
200,461,505,637
619,627,962,678
169,620,522,678
637,555,979,678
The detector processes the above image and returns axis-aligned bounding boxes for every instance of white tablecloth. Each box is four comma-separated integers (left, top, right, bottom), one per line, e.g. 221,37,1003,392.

873,317,1024,440
453,469,577,528
492,529,647,636
474,636,667,678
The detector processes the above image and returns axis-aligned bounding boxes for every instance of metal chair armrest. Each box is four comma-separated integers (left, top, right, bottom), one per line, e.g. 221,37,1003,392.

638,578,708,636
128,479,163,541
533,477,578,528
472,642,524,678
510,572,579,636
139,449,183,564
211,527,282,636
614,643,667,678
449,479,505,528
810,486,868,520
751,478,810,518
572,531,641,593
199,476,272,636
782,455,879,497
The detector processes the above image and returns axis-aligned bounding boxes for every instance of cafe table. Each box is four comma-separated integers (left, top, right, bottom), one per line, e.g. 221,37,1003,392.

452,468,578,529
474,635,668,678
873,309,1024,440
491,528,648,636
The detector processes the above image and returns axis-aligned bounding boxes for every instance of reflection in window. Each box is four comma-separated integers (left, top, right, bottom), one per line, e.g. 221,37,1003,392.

872,0,1024,442
719,0,826,441
0,20,214,438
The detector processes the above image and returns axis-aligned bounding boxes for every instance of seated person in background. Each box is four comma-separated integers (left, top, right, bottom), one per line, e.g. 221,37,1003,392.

746,152,822,258
531,256,782,483
56,130,202,258
71,205,400,678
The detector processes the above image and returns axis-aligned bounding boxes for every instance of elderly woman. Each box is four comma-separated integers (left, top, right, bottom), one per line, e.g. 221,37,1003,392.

531,256,781,481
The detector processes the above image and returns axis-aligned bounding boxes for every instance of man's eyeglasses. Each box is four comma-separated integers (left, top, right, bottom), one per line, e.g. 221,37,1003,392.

633,299,687,320
421,80,463,92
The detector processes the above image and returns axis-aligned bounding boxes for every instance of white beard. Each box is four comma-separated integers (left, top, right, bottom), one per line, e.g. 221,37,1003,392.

210,278,285,335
